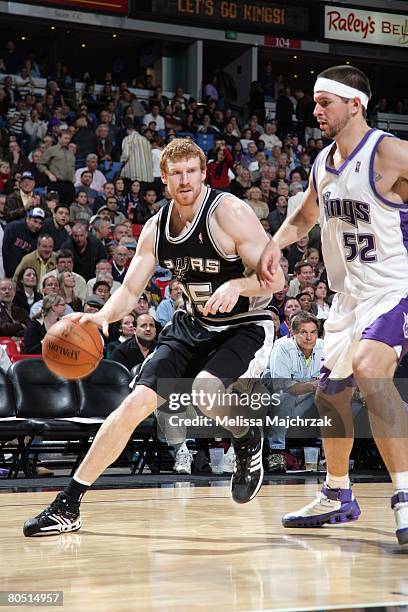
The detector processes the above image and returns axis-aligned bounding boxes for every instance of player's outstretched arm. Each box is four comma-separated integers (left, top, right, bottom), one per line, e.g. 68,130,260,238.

203,197,284,316
257,176,320,287
69,217,158,335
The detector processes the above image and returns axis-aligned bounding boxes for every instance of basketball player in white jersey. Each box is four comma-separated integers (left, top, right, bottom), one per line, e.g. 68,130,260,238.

23,138,284,537
258,65,408,545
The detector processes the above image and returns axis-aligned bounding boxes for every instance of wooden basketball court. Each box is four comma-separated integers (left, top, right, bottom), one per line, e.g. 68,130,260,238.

1,482,407,611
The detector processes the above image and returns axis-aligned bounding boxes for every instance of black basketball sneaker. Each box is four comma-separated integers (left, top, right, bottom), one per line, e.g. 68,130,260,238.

23,492,81,537
230,426,264,503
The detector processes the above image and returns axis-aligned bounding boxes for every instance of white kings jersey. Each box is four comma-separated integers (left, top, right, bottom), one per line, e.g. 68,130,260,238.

313,128,408,299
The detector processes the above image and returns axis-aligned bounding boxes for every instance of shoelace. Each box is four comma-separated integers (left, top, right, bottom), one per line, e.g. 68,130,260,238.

235,441,257,477
41,495,77,520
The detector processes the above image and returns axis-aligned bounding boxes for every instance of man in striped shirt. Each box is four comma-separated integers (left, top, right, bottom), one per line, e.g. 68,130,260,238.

120,122,153,187
6,100,28,138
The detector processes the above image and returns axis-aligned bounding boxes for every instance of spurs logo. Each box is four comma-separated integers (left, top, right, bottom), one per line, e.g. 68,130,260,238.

174,257,189,281
403,313,408,339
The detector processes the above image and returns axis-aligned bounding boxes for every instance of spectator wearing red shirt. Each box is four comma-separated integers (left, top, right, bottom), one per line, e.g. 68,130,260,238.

206,146,233,191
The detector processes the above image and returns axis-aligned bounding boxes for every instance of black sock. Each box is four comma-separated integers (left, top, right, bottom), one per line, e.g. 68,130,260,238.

63,477,90,505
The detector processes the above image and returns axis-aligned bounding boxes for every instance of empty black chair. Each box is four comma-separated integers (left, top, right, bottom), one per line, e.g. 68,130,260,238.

7,357,89,441
77,360,131,419
9,359,79,421
0,368,17,423
0,368,32,477
8,359,91,475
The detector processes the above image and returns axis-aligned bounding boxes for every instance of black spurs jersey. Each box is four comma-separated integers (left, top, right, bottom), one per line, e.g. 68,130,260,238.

154,186,271,330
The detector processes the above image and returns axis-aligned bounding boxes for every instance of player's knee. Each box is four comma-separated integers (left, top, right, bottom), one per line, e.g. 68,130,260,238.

352,354,380,381
115,387,157,425
315,387,340,417
192,373,224,413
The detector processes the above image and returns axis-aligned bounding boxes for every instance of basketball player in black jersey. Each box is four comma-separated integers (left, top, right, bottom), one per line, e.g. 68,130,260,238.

23,139,284,537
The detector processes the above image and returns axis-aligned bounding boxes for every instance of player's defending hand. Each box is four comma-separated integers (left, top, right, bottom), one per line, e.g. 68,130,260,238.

257,239,282,288
203,281,240,316
63,311,110,337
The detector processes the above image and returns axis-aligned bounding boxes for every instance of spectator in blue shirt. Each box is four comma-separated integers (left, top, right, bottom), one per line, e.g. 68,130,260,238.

155,279,182,327
263,311,323,472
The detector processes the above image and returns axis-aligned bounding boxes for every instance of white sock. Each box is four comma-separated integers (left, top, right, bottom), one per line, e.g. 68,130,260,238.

175,442,187,454
326,472,350,491
74,475,92,487
390,471,408,495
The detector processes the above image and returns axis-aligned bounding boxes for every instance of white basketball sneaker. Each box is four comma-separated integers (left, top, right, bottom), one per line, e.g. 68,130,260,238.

391,492,408,545
222,446,235,474
174,445,193,475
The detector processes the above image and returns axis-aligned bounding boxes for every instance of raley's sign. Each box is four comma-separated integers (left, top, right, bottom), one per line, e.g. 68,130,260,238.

324,5,408,48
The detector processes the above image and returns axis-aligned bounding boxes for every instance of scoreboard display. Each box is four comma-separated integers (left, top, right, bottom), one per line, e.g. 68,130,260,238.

133,0,310,35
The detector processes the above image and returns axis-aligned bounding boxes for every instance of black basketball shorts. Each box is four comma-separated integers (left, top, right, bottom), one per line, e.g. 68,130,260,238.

132,310,265,394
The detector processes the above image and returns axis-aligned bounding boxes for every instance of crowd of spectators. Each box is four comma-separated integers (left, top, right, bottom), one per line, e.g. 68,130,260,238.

0,43,399,476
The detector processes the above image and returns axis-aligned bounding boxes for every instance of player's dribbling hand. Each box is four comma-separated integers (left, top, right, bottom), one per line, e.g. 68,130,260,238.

203,282,240,316
257,239,281,288
63,312,110,337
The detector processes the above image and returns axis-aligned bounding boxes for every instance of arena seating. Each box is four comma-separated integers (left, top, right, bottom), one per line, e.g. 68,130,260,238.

373,112,408,137
0,337,19,360
0,358,159,478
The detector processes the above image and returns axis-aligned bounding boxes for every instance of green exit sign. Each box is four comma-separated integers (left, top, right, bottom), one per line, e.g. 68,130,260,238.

225,30,237,40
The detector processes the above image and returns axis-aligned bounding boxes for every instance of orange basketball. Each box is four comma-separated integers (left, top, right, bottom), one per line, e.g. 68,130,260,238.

42,318,104,379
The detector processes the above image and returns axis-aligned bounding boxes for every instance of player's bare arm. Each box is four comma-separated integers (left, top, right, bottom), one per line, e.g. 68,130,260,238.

257,175,320,287
203,196,284,316
374,136,408,203
73,217,158,334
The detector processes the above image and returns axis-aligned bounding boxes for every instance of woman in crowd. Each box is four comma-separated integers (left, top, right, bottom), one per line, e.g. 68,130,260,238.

23,294,66,354
297,291,313,313
230,166,252,199
124,180,141,222
289,167,308,189
106,312,137,359
276,167,288,183
13,267,42,315
306,247,326,281
228,115,241,138
232,141,244,165
314,280,331,320
245,187,269,220
0,160,12,192
306,247,320,271
46,81,64,108
114,177,127,215
182,112,197,134
58,271,83,312
206,146,233,191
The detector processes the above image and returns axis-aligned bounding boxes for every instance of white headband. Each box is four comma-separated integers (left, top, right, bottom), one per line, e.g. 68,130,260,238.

314,77,369,109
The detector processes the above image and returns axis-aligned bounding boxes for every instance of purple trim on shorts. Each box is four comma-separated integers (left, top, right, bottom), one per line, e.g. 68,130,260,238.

325,128,375,176
400,211,408,253
319,365,355,395
362,296,408,360
369,132,408,209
